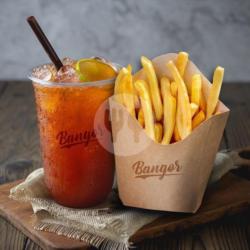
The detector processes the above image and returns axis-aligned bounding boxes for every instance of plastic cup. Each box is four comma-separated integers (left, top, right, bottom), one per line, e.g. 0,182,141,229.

29,66,117,208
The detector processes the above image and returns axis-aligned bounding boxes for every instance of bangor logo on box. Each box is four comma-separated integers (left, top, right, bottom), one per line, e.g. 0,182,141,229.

132,160,182,180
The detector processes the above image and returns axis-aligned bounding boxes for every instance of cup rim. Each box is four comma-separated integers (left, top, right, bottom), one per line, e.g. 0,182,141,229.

28,62,121,87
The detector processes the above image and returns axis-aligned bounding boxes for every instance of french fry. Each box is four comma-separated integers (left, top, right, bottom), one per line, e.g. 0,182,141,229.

176,52,189,78
134,95,140,108
154,123,163,143
126,64,140,108
206,66,224,119
192,110,205,129
174,126,181,142
191,74,202,106
161,77,177,145
121,72,136,117
133,87,140,108
200,88,206,113
175,98,184,141
127,64,132,74
141,56,163,121
114,67,128,105
170,81,178,97
134,80,155,141
167,61,192,139
125,64,139,108
138,108,144,127
116,53,225,145
190,103,199,117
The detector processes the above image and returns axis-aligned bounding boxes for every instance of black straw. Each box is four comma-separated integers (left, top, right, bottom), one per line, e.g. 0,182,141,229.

27,16,63,70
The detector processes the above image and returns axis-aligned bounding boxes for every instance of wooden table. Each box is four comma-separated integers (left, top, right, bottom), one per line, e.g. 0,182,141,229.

0,81,250,250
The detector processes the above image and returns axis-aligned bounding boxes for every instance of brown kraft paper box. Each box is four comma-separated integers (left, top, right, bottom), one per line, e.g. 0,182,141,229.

109,53,230,213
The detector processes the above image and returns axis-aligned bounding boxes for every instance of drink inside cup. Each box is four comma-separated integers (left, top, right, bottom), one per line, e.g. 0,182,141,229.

31,57,117,208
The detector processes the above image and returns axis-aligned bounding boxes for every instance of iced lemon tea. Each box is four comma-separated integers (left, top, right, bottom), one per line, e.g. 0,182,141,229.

31,58,117,208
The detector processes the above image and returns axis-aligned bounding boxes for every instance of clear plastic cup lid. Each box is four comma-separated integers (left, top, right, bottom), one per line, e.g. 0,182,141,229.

28,62,121,87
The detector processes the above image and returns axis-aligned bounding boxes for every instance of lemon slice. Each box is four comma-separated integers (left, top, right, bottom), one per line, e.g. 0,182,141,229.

75,58,117,82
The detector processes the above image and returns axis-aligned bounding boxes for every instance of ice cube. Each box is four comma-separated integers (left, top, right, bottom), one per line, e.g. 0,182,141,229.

62,57,75,66
55,65,80,83
32,64,55,81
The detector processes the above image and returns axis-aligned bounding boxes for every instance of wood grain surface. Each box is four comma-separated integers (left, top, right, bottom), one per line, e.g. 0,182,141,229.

0,82,40,185
0,173,249,250
0,82,250,250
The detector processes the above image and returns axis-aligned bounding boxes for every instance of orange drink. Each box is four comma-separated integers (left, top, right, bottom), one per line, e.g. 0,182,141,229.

30,58,117,208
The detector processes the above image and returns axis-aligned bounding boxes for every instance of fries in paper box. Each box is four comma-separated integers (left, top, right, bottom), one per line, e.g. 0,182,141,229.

109,52,230,213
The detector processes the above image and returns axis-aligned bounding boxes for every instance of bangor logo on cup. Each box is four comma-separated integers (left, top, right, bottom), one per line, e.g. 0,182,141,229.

94,94,151,156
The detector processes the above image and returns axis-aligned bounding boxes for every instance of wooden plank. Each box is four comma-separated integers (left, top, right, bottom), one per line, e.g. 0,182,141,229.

219,132,227,150
0,216,27,250
0,82,41,184
221,84,250,149
137,214,250,250
24,239,43,250
0,180,90,250
131,173,250,242
0,173,249,249
1,214,248,250
0,82,7,97
221,84,250,178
